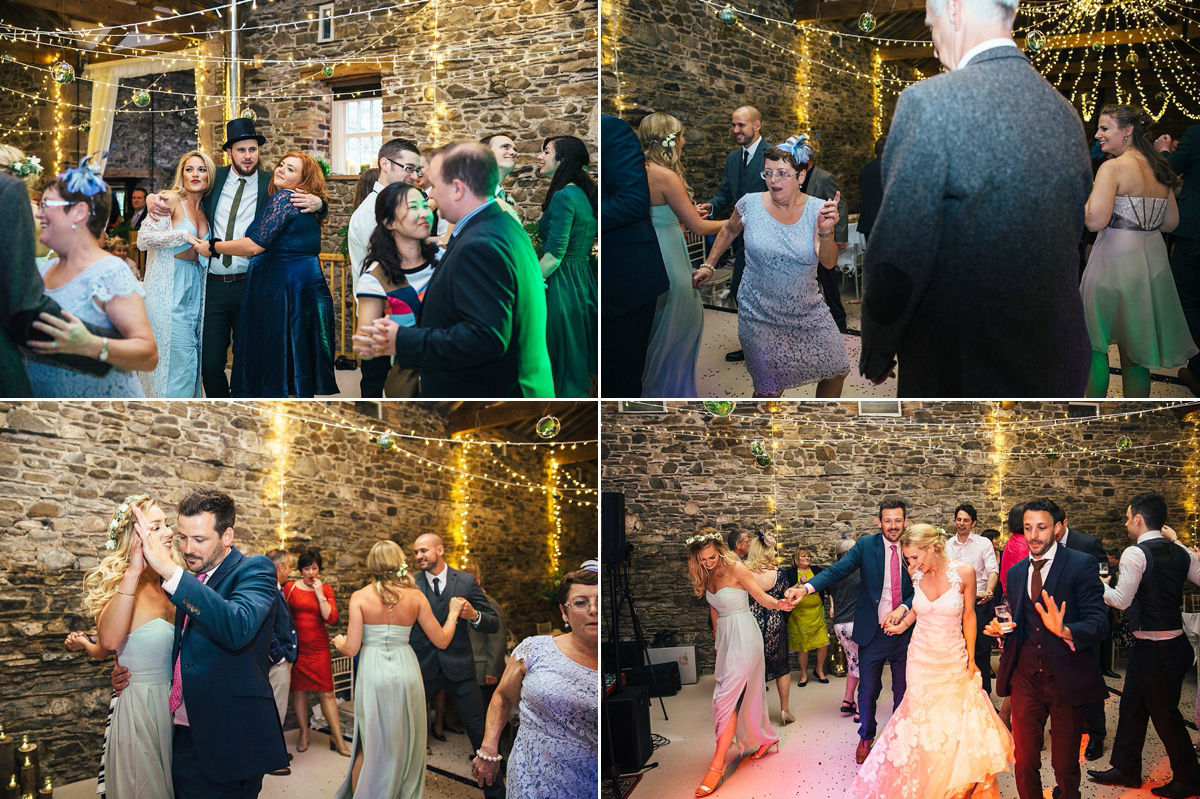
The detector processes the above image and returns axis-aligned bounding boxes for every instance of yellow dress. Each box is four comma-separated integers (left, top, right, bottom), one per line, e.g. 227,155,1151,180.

787,569,830,652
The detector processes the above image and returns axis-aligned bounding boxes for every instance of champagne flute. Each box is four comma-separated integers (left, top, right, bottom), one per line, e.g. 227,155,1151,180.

994,601,1014,650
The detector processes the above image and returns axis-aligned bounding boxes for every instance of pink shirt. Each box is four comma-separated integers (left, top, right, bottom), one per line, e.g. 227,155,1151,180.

999,533,1029,597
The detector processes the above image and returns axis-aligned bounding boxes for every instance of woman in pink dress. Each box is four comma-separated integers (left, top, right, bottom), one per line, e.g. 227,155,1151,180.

850,523,1014,799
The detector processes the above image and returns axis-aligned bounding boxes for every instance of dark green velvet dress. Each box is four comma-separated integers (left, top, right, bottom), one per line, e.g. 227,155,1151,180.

538,184,597,397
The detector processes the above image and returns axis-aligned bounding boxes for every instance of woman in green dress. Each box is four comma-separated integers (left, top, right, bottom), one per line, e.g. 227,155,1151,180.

537,135,597,397
786,547,830,685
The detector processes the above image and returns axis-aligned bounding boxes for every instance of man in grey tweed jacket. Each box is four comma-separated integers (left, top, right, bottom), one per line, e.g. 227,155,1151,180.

859,0,1093,396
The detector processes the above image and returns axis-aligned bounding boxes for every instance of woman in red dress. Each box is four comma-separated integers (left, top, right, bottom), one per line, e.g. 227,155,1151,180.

285,548,352,756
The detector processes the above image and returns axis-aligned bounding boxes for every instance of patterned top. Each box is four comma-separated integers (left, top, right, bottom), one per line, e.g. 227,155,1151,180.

246,190,321,255
506,635,597,799
25,255,146,397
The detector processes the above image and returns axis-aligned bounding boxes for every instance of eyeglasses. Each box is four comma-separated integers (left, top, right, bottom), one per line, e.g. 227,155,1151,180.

38,199,74,210
385,157,423,177
564,598,599,612
760,170,797,181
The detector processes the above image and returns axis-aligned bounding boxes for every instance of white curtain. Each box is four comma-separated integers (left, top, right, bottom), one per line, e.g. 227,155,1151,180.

83,50,202,174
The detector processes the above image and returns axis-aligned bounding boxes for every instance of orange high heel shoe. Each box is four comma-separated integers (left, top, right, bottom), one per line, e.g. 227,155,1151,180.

750,742,779,760
695,766,725,796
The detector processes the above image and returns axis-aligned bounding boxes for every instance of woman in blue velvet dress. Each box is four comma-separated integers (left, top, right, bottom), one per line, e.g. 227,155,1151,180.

191,152,337,397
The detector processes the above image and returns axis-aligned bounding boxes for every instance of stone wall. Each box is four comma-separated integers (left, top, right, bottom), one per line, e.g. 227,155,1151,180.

601,400,1195,674
106,72,200,195
0,400,597,786
0,61,70,177
603,0,878,213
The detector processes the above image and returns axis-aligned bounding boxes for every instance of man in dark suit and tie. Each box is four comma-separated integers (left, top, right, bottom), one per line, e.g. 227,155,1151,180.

696,106,771,362
600,115,669,397
1088,493,1200,798
859,0,1093,395
857,137,886,242
986,498,1109,799
800,156,851,333
410,533,502,799
354,141,554,397
1158,126,1200,395
789,497,914,764
264,548,298,775
129,489,288,798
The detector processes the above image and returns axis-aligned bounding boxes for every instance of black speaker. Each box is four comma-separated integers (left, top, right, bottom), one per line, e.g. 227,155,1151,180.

602,491,626,563
602,684,652,775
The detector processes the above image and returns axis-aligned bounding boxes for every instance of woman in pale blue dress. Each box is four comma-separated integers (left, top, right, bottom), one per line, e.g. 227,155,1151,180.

471,565,600,798
698,136,849,398
637,113,726,397
332,540,466,799
69,495,181,799
137,150,213,398
25,163,158,396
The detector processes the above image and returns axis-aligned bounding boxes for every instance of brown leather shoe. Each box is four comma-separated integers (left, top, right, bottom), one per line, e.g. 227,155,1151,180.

855,738,873,764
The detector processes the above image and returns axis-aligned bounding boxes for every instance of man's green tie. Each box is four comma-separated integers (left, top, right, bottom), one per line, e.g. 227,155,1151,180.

223,178,246,267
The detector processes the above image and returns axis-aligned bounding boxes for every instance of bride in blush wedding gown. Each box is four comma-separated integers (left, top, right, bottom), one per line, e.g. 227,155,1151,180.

850,524,1014,799
686,529,796,797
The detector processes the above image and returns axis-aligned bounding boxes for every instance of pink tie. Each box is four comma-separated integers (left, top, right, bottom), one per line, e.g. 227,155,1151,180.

889,544,902,611
169,572,207,714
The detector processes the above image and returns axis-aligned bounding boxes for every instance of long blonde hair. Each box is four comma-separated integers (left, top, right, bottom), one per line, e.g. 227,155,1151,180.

743,531,777,573
900,523,947,557
82,497,183,618
366,540,416,609
639,112,692,197
169,150,216,199
687,527,739,597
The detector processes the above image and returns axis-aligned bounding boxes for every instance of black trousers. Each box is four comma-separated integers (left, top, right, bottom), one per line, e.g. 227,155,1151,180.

1171,237,1200,375
817,262,847,331
972,594,995,694
1010,663,1085,799
600,298,658,398
201,278,247,398
425,673,505,799
359,355,391,397
1110,635,1200,783
173,725,264,799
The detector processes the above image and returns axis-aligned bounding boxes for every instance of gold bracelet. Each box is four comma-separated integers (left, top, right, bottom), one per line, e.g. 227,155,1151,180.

115,589,135,597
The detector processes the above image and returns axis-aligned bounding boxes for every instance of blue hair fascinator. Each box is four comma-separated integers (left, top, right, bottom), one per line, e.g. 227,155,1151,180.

60,154,109,197
1089,140,1105,161
782,134,813,166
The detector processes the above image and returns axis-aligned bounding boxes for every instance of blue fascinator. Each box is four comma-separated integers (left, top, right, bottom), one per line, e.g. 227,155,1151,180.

60,154,109,197
782,134,813,167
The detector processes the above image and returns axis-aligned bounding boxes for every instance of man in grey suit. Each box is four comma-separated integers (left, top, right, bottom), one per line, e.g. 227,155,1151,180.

410,534,502,799
859,0,1093,395
1157,126,1200,395
697,106,771,362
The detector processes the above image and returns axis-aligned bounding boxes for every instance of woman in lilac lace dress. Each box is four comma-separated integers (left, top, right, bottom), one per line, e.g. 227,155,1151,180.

191,152,337,397
471,566,598,798
25,164,158,396
1081,104,1197,397
699,135,848,397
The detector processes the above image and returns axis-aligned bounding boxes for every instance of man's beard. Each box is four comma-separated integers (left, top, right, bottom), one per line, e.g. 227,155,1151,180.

231,160,259,177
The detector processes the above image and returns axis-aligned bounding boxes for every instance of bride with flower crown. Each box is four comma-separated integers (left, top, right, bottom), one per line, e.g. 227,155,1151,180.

67,495,183,799
850,523,1014,799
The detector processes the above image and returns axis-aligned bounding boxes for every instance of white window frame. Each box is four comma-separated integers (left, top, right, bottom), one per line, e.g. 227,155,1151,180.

858,401,902,417
317,3,335,42
331,94,383,175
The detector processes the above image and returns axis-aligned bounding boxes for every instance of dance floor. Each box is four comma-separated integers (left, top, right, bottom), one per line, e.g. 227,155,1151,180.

696,285,1195,399
614,660,1196,799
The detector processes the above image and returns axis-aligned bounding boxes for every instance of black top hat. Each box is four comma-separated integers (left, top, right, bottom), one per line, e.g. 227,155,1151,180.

222,117,266,150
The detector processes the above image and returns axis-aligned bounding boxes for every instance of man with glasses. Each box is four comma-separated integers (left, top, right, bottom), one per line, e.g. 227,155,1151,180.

347,137,423,396
696,105,771,363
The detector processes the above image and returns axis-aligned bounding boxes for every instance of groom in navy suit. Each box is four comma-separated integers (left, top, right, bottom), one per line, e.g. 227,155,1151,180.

131,489,288,798
988,497,1109,799
792,497,914,763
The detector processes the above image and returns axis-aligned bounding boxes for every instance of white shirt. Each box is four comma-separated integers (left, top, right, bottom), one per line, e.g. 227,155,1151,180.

957,38,1019,70
945,533,999,594
877,538,907,624
210,170,262,276
742,136,763,165
1025,541,1058,601
347,180,384,296
424,562,481,627
163,558,225,727
1104,530,1200,640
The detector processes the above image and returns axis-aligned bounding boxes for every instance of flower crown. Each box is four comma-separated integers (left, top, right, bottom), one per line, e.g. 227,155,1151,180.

106,494,150,550
660,131,678,149
781,134,813,167
60,154,109,198
686,531,723,546
6,156,41,179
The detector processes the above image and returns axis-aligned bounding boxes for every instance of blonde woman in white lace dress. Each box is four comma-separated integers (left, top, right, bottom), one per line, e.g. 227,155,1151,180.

850,524,1014,799
137,150,213,397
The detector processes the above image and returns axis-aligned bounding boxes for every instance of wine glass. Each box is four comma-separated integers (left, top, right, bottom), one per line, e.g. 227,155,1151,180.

994,601,1014,650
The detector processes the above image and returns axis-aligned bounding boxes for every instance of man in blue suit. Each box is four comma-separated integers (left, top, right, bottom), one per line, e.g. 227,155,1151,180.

986,497,1109,799
790,497,914,763
132,489,288,798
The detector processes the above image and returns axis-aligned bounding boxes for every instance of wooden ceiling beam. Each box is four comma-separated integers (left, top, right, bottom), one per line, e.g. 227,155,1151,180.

447,402,585,436
553,442,598,466
794,0,925,23
879,25,1191,59
86,36,200,63
7,0,211,35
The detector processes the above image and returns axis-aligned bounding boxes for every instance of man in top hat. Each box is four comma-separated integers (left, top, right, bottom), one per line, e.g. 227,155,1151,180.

147,118,327,397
